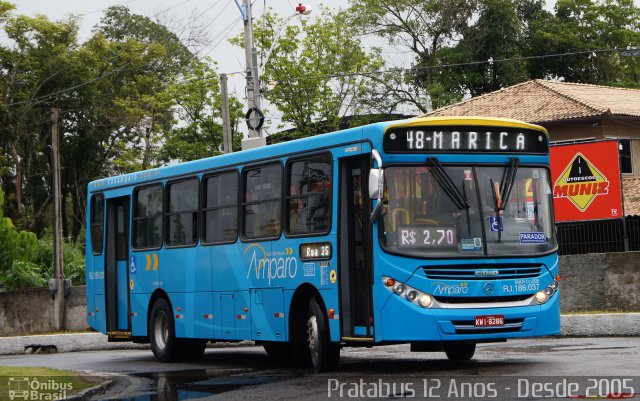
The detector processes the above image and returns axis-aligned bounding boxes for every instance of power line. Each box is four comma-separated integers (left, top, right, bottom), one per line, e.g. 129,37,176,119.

202,16,243,56
2,44,627,110
264,48,625,84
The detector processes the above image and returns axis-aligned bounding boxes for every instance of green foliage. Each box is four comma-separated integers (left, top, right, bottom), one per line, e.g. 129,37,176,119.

0,188,38,272
233,7,385,136
0,187,85,289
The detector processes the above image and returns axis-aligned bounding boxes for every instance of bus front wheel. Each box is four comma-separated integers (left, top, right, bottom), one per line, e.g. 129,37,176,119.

443,342,476,361
307,297,340,372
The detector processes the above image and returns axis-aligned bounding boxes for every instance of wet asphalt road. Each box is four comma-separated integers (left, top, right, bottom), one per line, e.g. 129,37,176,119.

1,337,639,400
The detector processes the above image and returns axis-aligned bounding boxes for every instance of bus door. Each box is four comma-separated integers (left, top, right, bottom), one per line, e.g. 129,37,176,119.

105,196,130,333
339,155,374,339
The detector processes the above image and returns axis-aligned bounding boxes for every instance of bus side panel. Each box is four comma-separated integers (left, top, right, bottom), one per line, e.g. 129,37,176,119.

234,290,251,339
211,292,222,339
190,291,213,339
250,288,285,341
93,294,107,334
320,288,342,343
130,292,149,337
169,292,187,338
220,293,235,339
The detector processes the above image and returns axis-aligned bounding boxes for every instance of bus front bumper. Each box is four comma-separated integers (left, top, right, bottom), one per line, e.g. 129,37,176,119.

378,290,560,342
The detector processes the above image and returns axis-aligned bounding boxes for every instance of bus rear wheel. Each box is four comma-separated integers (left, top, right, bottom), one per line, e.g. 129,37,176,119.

306,297,340,372
444,342,476,361
150,298,179,362
150,298,206,362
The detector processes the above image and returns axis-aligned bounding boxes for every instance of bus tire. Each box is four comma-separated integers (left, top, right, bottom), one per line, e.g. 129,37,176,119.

149,298,179,362
444,342,476,361
307,297,340,372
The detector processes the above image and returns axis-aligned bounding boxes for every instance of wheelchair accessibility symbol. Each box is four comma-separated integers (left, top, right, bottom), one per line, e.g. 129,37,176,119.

490,216,503,232
130,256,136,274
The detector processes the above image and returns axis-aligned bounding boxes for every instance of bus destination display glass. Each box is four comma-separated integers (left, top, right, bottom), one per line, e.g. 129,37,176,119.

384,126,548,154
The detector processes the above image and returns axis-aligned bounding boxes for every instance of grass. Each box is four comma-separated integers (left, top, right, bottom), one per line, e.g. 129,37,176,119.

0,366,103,399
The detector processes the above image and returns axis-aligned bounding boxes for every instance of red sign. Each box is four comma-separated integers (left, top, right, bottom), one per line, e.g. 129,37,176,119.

550,141,623,222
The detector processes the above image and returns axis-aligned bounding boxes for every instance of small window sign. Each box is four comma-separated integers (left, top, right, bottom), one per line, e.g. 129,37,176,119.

300,242,332,260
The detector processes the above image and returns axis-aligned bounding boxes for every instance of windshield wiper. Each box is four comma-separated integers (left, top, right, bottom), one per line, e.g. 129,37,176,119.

490,157,520,241
427,157,470,211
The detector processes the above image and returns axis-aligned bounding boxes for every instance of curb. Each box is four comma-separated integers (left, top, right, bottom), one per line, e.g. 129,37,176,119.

1,315,637,356
560,313,640,336
0,333,148,355
66,377,114,401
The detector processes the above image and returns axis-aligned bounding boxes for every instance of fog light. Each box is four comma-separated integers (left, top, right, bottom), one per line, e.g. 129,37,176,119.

549,280,559,290
406,290,417,301
418,295,433,308
394,283,406,295
535,291,548,304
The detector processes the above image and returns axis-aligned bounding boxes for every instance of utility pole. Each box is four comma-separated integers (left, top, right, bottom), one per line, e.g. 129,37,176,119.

220,73,233,154
237,0,266,150
50,108,65,331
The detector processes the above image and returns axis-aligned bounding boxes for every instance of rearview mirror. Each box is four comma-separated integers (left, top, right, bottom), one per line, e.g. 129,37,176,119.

369,168,384,200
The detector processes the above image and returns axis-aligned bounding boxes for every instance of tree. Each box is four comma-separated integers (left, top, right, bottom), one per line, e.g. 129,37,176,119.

159,59,244,162
349,0,477,111
232,8,384,137
524,0,640,86
441,0,530,98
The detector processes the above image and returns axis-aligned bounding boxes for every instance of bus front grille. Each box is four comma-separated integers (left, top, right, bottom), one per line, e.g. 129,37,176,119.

422,264,542,280
434,295,532,304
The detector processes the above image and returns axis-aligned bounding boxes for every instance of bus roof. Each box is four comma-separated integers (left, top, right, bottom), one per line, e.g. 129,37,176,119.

88,116,547,193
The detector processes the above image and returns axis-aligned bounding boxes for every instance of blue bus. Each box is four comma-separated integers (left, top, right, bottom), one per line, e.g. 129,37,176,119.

86,116,560,372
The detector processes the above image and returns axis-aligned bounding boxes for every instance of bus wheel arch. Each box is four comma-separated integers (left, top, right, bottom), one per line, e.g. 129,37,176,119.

289,284,340,372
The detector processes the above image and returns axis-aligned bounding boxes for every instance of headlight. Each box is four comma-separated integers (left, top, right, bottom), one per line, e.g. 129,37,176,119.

418,295,433,308
383,276,433,308
536,279,559,304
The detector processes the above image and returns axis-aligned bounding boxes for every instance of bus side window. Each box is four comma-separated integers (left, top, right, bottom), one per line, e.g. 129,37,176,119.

133,185,163,250
166,178,199,247
242,163,282,239
90,194,104,255
203,171,238,244
286,155,331,235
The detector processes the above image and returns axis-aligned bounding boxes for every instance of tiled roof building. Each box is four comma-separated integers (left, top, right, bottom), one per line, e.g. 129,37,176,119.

422,79,640,216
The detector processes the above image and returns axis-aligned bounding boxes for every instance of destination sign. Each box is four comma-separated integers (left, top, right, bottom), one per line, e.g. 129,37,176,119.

384,126,548,154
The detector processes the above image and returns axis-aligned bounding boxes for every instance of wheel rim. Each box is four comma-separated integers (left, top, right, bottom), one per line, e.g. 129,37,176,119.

154,310,169,350
307,314,320,365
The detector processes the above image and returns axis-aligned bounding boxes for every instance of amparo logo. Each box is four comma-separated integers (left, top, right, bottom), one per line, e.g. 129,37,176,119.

244,244,298,285
432,282,469,296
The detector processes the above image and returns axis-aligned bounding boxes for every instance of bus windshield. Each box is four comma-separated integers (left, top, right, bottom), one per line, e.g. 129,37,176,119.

380,164,556,257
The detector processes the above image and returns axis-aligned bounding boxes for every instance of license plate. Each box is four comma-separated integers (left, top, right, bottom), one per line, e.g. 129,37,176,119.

475,314,504,327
